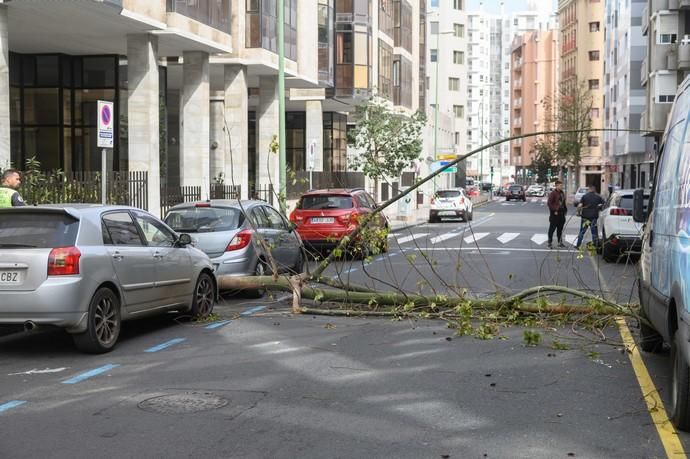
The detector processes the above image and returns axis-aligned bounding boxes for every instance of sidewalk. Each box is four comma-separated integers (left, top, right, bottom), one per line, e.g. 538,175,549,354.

387,192,493,233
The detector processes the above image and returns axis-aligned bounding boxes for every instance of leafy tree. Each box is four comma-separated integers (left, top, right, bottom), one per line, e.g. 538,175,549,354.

530,138,556,184
347,97,426,194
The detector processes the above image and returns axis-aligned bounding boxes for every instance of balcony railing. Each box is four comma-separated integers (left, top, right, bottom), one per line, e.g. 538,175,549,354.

167,0,231,34
642,6,649,36
680,37,690,69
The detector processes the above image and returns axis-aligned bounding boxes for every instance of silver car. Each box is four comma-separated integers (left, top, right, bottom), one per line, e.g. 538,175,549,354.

164,200,304,293
0,205,216,353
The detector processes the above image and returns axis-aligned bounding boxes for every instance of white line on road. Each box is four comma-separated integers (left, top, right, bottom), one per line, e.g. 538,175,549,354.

430,232,461,244
394,233,428,245
417,246,572,253
497,232,520,244
530,234,548,245
463,232,489,244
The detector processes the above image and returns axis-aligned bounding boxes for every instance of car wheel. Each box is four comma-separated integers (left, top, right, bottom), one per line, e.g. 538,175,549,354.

639,309,663,354
601,230,617,263
289,249,305,274
73,287,121,354
190,272,215,318
468,210,474,221
245,259,269,298
671,332,690,431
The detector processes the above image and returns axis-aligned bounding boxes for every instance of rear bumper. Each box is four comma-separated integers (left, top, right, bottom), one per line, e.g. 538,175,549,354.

297,227,354,246
210,248,256,278
607,235,642,253
429,209,466,218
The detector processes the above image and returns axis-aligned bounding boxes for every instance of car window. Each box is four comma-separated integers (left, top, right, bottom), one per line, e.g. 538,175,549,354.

165,206,243,233
355,193,372,208
436,190,462,198
0,212,79,248
509,186,522,191
263,206,287,230
577,188,588,194
619,195,650,211
364,193,378,208
249,207,271,229
102,212,143,246
134,212,176,247
300,195,353,210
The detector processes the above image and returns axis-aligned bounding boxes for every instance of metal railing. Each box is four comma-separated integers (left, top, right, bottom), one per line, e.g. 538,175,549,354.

285,171,366,199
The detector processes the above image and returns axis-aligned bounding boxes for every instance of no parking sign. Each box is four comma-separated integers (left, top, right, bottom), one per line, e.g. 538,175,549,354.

97,100,114,148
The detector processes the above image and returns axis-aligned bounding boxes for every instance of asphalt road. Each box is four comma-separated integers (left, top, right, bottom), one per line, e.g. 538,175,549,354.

0,198,685,458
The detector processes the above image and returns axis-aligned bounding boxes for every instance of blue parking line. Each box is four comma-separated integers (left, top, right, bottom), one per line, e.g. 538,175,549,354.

240,306,266,316
144,338,186,353
205,320,232,329
62,364,120,384
0,400,26,413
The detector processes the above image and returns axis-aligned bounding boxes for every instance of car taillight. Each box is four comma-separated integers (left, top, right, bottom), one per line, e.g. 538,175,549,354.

290,212,304,223
610,208,629,216
431,197,436,205
338,213,354,225
48,246,81,276
460,197,465,204
226,230,253,251
195,202,211,207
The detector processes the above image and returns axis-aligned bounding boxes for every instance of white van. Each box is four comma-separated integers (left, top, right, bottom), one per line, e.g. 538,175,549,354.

634,75,690,430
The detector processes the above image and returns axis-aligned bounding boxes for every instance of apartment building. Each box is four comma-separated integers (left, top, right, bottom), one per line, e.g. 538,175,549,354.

603,0,651,190
558,0,605,192
509,29,559,181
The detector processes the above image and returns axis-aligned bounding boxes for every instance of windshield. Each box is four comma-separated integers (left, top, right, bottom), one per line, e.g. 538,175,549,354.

620,195,650,211
165,207,243,233
510,186,522,191
299,195,353,210
577,188,588,194
436,190,462,198
0,212,79,248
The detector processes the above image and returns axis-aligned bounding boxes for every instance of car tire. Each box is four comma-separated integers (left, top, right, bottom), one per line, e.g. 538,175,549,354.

468,210,474,221
639,310,663,354
671,332,690,431
246,259,269,298
190,272,215,318
289,249,305,274
601,230,617,263
73,287,121,354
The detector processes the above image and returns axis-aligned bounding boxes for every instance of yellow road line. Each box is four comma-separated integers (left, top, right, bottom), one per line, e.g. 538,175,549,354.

617,317,687,458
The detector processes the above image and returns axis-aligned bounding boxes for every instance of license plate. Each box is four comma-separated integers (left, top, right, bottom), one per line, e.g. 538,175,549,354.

311,217,334,224
0,270,21,285
439,211,456,216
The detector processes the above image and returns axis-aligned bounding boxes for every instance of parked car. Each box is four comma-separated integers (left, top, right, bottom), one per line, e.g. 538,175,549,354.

598,189,648,262
634,74,690,431
499,182,516,197
0,205,216,353
465,186,480,197
505,185,526,201
428,188,474,223
572,187,589,207
526,184,545,197
165,200,304,293
289,188,389,256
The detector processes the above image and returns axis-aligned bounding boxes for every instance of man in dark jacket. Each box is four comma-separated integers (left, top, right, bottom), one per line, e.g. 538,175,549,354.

547,180,567,249
575,185,605,249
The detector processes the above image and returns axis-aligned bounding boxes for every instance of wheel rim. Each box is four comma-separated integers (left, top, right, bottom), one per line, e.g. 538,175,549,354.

256,261,265,276
195,276,214,317
94,295,118,346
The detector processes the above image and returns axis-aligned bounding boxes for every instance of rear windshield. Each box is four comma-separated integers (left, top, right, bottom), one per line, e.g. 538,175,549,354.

0,212,79,248
510,186,522,191
436,190,462,198
619,195,650,211
165,207,244,233
299,195,353,210
577,188,588,194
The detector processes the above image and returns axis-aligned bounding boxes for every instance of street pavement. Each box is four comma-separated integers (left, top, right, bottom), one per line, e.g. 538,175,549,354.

0,198,684,458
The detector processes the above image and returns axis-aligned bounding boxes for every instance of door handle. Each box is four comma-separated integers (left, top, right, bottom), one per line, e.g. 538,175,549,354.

112,252,123,261
153,251,164,259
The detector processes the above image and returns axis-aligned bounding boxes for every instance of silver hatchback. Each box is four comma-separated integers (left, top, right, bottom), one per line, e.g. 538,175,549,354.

164,200,304,292
0,205,216,353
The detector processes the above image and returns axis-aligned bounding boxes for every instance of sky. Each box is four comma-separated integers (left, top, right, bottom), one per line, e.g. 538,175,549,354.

466,0,557,15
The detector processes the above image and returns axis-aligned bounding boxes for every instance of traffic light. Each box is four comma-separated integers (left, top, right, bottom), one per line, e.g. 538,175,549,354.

547,168,552,177
490,166,494,175
563,168,568,177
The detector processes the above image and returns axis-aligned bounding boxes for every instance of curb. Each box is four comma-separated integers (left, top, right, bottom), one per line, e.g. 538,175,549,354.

390,197,494,233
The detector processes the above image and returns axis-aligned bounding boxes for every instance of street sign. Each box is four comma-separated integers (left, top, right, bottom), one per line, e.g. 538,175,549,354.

430,161,457,173
437,154,457,160
307,140,316,170
97,100,114,148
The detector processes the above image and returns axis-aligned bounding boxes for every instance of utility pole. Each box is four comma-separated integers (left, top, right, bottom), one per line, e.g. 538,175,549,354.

278,0,286,214
433,20,440,193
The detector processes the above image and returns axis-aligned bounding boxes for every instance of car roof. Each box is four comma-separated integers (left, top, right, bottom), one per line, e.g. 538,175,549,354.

0,203,139,216
301,188,364,196
168,199,264,210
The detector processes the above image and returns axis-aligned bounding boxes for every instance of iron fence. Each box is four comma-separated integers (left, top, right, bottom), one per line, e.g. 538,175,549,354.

286,171,365,199
249,184,274,205
210,184,241,200
160,185,201,216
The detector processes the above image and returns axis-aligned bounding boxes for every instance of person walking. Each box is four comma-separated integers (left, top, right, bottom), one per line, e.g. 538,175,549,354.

547,180,567,249
575,185,605,249
0,169,25,208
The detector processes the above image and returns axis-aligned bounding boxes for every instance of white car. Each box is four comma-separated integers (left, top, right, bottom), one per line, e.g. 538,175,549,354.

598,189,649,262
526,184,545,197
429,189,473,223
572,187,589,207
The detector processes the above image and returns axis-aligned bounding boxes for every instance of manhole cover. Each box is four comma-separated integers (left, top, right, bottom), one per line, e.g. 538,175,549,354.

138,391,229,414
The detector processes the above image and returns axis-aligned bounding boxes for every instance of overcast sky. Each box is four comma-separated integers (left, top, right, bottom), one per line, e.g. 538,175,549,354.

466,0,557,15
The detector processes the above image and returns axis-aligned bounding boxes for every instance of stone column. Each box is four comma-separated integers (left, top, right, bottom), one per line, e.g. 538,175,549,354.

0,6,9,169
180,51,210,194
127,34,160,216
224,65,248,198
256,75,279,189
305,100,324,172
209,94,224,183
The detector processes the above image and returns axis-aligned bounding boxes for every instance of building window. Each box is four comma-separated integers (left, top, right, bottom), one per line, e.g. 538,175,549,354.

659,94,676,103
658,33,678,44
430,21,439,35
430,49,438,62
453,51,464,65
449,77,460,91
431,0,439,6
246,0,297,60
167,0,231,33
588,136,600,146
453,0,462,10
589,22,600,32
454,23,464,37
453,105,464,118
588,50,600,61
588,79,600,90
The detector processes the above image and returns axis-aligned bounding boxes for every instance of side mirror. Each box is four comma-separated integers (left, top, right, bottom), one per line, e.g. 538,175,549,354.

632,189,647,223
177,233,193,247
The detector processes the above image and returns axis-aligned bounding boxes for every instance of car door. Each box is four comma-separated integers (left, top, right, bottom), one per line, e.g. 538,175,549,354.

132,210,193,307
262,206,297,270
102,211,158,312
248,206,278,269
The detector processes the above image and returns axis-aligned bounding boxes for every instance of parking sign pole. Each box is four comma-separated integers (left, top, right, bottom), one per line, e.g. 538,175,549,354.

101,149,107,205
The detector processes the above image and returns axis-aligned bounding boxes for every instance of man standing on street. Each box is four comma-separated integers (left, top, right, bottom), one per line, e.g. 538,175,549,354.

547,180,567,249
0,169,26,208
575,185,605,249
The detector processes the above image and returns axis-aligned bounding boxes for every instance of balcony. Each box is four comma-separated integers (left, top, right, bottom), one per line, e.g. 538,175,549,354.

513,117,522,127
651,0,670,11
641,103,671,135
680,37,690,68
513,97,522,108
641,57,649,86
167,0,231,33
642,6,649,36
513,57,523,70
679,0,690,8
513,78,523,89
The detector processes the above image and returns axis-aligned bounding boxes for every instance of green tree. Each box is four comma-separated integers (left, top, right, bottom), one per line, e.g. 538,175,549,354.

347,97,426,194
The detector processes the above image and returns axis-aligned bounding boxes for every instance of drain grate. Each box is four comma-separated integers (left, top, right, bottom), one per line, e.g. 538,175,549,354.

138,391,229,415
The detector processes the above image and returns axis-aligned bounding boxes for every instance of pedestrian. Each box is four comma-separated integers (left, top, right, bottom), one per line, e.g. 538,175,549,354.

575,185,605,249
547,180,567,249
0,169,25,208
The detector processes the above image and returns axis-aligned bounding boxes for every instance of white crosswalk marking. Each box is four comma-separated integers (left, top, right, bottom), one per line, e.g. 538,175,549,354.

394,233,428,245
565,235,577,245
497,232,519,244
430,232,461,244
531,234,548,245
464,232,489,244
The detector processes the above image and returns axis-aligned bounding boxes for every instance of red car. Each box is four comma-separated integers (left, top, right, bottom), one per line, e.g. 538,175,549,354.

289,188,389,255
